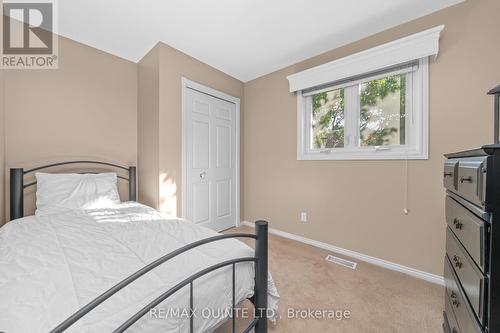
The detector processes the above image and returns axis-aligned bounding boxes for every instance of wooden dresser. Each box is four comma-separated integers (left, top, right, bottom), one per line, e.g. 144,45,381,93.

443,144,500,333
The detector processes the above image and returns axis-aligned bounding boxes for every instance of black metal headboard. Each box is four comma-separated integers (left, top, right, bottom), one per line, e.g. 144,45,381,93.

10,161,137,221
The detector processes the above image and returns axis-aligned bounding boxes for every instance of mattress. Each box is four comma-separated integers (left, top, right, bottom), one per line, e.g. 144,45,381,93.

0,202,278,333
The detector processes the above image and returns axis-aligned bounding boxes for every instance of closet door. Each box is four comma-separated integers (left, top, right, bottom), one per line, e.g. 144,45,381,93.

184,87,237,231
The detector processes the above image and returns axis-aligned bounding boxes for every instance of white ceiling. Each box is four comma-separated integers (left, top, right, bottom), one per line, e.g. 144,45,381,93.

56,0,463,82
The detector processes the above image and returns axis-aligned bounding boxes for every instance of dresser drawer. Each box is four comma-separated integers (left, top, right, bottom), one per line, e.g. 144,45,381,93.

444,256,484,333
446,196,487,272
444,160,459,192
446,228,486,324
445,293,461,333
456,157,487,207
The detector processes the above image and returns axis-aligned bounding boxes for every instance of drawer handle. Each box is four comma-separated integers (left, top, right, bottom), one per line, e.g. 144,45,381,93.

453,218,463,230
450,292,460,308
453,255,463,269
460,176,473,183
444,172,453,177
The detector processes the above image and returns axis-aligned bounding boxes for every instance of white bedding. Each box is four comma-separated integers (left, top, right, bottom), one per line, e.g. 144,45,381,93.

0,202,278,333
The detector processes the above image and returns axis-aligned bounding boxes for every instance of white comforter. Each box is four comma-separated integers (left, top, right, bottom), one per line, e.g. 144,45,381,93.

0,203,278,333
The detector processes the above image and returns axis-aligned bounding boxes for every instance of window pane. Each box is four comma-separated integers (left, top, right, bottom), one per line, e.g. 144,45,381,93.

359,74,406,146
311,88,345,149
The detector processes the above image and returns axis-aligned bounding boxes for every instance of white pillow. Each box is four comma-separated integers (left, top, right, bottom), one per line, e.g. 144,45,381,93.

35,173,121,216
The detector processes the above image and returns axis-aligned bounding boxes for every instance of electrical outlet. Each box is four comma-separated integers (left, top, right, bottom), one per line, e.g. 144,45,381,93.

300,211,307,223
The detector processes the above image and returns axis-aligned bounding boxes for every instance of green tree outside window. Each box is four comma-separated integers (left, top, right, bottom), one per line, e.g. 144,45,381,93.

311,74,406,149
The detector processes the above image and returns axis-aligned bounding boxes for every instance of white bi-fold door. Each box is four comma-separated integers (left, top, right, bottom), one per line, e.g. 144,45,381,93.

183,84,238,231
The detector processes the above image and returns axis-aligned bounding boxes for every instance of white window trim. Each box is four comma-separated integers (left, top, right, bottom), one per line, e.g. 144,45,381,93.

297,57,429,161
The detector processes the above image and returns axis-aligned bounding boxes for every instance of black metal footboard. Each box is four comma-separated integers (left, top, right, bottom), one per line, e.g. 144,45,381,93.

49,221,269,333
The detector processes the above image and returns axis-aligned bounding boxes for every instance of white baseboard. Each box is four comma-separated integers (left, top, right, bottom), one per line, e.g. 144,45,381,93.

240,221,444,286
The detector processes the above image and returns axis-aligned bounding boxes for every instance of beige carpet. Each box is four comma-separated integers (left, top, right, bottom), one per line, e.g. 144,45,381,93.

215,226,444,333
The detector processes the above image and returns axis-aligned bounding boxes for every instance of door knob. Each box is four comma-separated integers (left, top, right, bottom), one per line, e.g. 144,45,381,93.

199,171,207,180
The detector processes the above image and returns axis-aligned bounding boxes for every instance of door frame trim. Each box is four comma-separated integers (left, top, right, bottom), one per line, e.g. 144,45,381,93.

181,77,241,229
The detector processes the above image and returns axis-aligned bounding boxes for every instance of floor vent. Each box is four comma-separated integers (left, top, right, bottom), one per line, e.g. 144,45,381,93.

325,254,357,269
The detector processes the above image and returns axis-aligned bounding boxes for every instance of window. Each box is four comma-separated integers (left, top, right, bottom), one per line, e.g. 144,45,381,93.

311,87,345,149
290,26,443,160
298,58,428,160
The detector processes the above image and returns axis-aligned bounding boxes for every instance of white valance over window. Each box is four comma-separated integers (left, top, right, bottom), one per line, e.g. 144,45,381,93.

286,25,444,93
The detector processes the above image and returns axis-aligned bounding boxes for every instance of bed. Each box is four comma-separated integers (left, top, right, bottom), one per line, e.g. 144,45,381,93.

0,161,278,333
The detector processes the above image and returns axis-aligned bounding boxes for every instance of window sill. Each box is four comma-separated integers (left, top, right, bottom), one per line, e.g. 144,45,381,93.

298,148,428,161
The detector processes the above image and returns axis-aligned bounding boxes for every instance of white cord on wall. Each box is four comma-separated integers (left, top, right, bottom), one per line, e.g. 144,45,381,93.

403,156,409,215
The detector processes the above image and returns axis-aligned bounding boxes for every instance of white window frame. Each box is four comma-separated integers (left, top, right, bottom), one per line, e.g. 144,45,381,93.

297,58,428,160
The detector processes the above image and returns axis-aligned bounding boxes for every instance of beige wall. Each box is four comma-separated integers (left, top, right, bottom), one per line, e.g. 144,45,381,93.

3,35,137,217
137,45,160,209
137,42,243,216
242,0,500,276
